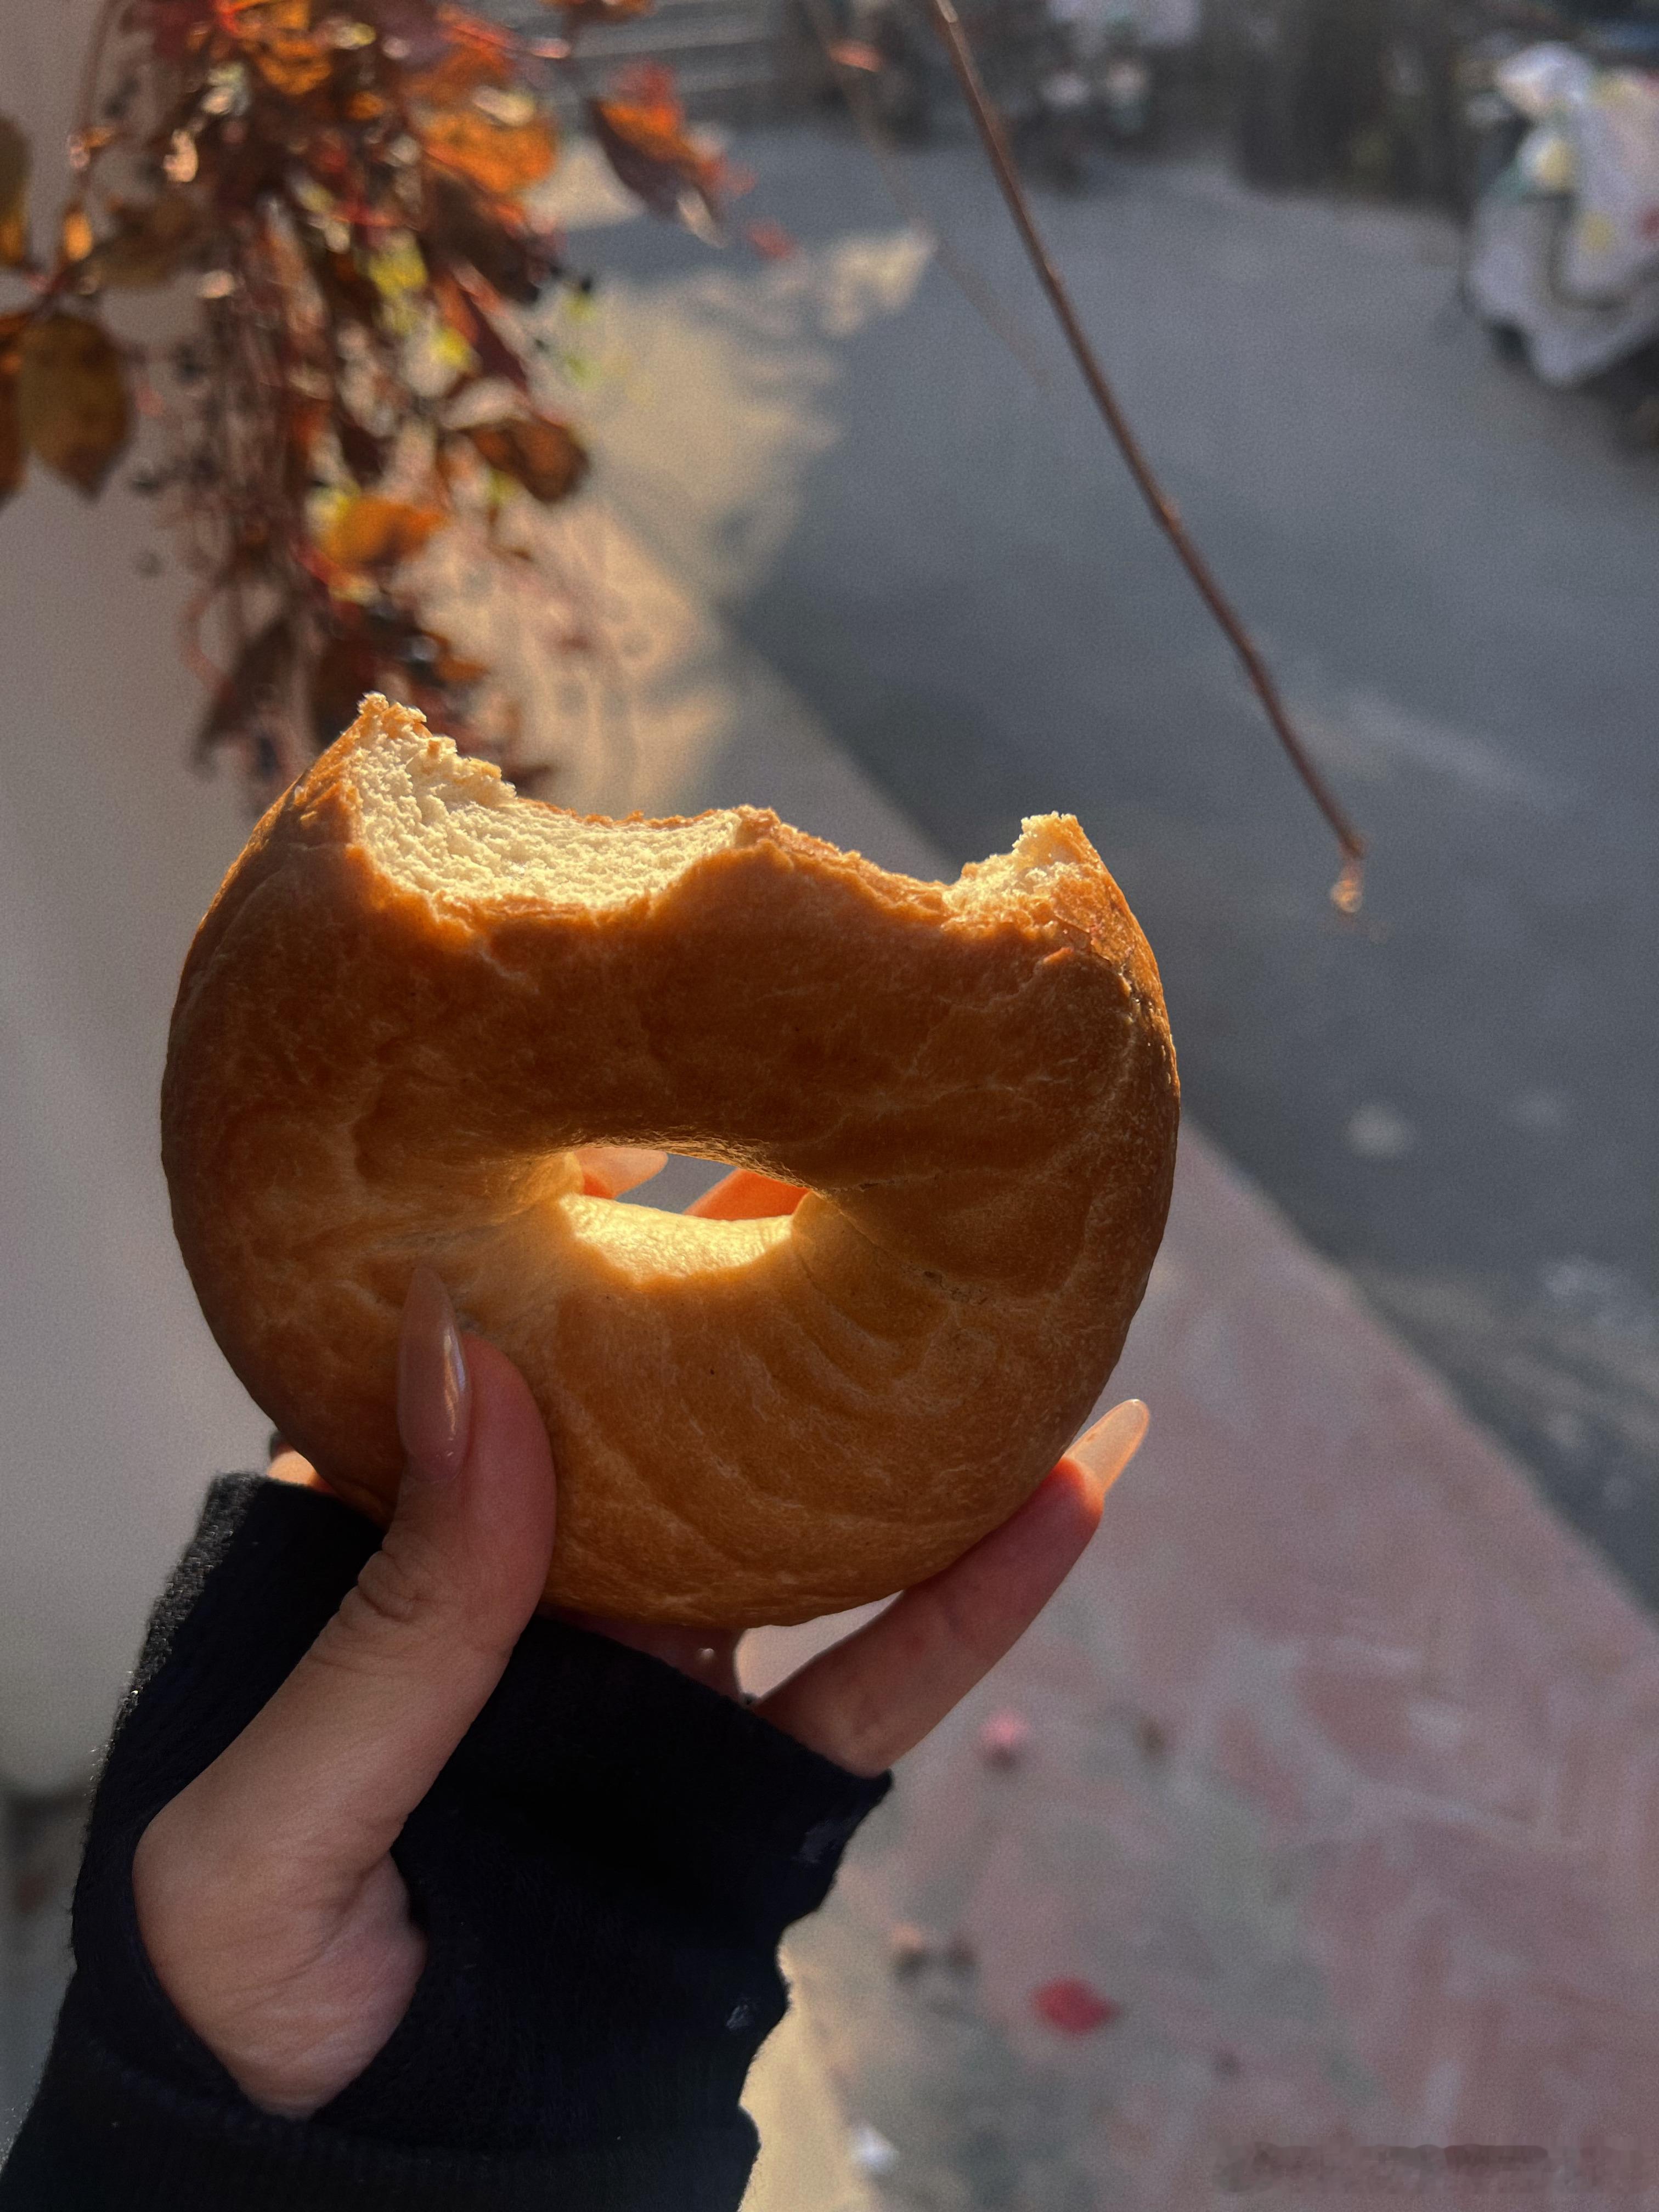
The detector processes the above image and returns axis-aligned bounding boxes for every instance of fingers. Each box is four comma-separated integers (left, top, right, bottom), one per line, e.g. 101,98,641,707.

755,1400,1148,1776
686,1168,806,1221
1060,1398,1149,1491
577,1144,669,1198
178,1270,560,1881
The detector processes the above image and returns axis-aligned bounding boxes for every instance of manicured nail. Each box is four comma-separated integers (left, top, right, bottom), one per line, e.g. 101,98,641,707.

1065,1399,1149,1500
397,1265,472,1482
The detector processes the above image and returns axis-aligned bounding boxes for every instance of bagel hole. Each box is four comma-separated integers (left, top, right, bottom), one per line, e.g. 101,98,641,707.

615,1153,731,1212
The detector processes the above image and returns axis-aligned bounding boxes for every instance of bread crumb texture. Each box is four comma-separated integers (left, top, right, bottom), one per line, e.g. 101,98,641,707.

348,693,1110,941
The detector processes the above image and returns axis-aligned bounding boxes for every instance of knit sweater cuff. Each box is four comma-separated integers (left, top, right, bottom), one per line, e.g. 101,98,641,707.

3,2001,759,2212
3,1474,891,2205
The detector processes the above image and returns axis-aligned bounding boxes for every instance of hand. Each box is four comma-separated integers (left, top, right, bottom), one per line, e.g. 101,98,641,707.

132,1152,1147,2120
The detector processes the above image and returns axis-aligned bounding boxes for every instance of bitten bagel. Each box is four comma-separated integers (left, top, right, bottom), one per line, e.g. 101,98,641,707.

162,696,1179,1626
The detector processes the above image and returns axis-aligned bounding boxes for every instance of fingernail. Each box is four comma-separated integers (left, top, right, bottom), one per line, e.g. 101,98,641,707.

1066,1399,1149,1500
397,1266,472,1482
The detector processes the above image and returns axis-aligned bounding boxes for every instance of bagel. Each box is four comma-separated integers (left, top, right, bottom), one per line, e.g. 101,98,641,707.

161,696,1178,1627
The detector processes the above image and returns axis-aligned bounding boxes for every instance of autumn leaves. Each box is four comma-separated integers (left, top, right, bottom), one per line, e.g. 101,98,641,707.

0,311,132,499
0,0,735,793
2,114,136,503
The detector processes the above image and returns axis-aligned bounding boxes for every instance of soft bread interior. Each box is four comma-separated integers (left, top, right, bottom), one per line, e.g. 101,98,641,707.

558,1194,791,1280
946,815,1094,909
350,701,1086,927
354,714,748,910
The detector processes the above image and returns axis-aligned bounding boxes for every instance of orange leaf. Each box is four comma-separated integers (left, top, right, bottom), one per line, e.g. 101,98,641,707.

466,415,589,503
60,202,93,265
245,2,313,33
0,114,29,270
253,37,334,97
589,66,725,222
416,107,557,200
405,46,514,109
231,1,334,98
594,61,684,142
317,493,445,569
435,7,519,63
17,312,131,495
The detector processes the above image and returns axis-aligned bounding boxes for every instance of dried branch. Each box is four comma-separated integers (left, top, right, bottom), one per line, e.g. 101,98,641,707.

925,0,1366,910
0,0,735,808
794,0,1053,384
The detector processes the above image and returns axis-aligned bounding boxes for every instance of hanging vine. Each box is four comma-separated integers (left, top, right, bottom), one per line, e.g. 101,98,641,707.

0,0,737,798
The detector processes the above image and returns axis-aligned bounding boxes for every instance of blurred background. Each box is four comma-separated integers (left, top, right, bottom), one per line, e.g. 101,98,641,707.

2,0,1657,2200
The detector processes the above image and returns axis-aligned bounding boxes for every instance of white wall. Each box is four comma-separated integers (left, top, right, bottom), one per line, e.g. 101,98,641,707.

0,6,270,1791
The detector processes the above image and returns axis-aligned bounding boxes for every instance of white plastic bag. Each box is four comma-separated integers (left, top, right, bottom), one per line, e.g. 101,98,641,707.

1494,41,1596,122
1559,70,1659,300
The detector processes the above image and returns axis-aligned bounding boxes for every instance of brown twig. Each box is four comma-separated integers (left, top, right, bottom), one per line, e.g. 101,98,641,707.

793,0,1053,383
72,0,125,146
924,0,1365,910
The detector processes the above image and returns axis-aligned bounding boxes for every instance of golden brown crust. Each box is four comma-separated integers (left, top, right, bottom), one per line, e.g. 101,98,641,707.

162,699,1179,1626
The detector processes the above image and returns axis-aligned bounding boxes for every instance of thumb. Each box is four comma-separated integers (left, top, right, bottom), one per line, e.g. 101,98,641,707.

193,1269,559,1877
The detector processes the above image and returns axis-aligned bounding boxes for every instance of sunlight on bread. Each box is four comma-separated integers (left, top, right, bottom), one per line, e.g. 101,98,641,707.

162,697,1179,1626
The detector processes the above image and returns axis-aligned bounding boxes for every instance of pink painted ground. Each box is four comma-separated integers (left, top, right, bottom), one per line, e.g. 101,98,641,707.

746,1130,1659,2209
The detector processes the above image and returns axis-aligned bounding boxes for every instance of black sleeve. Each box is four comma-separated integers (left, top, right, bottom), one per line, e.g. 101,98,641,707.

0,1474,891,2212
